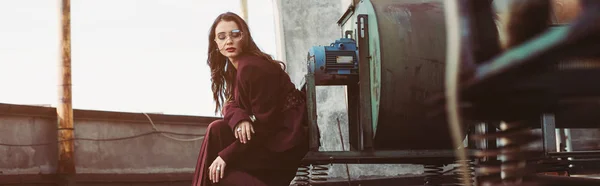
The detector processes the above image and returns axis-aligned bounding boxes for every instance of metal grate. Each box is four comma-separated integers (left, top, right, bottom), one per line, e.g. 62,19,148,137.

325,51,357,70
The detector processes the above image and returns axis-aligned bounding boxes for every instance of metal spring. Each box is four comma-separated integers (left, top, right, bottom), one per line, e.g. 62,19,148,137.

424,164,444,186
310,164,330,182
290,164,330,186
291,164,310,186
453,159,476,186
471,121,539,186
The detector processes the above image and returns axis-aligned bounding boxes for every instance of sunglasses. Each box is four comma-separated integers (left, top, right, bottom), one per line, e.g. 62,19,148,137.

215,29,243,41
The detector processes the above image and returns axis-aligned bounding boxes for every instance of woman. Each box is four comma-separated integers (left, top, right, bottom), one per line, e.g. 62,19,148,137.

192,12,309,186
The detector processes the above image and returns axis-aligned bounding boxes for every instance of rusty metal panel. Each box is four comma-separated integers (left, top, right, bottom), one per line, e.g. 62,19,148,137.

372,0,453,150
346,0,453,150
341,0,585,151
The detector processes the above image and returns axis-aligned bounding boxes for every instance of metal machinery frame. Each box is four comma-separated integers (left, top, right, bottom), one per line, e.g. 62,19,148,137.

298,1,461,185
442,0,600,185
296,0,600,186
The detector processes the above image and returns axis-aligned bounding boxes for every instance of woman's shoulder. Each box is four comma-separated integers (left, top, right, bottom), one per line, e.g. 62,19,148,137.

237,54,279,73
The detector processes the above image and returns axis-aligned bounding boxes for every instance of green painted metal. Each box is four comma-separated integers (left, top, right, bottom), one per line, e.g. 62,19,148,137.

342,0,381,136
475,26,568,80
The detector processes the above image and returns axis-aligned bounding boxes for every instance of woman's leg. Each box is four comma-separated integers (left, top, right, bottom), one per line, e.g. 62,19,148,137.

192,119,236,186
241,141,309,186
219,168,268,186
245,169,298,186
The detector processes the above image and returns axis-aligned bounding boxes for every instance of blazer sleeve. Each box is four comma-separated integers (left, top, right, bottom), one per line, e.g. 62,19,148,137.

235,63,280,125
217,62,280,163
223,100,251,130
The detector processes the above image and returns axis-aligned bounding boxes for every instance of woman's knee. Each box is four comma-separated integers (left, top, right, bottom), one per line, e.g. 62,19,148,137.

207,119,229,132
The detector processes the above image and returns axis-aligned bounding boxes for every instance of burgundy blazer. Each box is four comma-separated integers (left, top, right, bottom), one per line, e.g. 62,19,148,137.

217,54,307,163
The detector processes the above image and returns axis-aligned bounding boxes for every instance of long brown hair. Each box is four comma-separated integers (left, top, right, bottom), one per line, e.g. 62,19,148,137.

207,12,279,115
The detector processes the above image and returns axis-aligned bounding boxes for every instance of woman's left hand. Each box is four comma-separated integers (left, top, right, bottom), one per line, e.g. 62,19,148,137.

209,156,226,183
235,121,255,144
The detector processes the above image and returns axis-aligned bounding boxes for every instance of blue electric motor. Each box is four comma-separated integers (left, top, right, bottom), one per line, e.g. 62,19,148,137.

307,38,359,84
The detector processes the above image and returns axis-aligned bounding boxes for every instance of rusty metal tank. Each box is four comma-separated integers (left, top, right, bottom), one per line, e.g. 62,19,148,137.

338,0,452,150
325,0,583,151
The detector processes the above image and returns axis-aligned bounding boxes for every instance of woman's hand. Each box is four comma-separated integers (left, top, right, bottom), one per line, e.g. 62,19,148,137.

235,121,255,144
209,156,226,183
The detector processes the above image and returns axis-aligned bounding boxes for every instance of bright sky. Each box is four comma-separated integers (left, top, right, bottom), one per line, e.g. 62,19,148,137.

0,0,278,117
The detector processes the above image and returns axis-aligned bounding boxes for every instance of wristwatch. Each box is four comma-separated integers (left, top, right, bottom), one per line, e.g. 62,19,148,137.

249,115,256,123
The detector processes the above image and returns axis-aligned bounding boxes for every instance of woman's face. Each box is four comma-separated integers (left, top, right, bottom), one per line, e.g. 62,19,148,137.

214,20,244,61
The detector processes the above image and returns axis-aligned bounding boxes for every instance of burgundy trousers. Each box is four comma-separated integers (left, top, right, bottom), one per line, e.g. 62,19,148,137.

192,119,307,186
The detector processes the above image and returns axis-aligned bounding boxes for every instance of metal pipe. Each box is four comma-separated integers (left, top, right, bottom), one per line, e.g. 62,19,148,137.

564,129,573,152
57,0,75,185
301,150,462,165
548,151,600,159
534,174,600,185
240,0,248,22
443,0,472,185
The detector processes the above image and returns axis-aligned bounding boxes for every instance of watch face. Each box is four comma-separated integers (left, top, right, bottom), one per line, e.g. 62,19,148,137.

250,115,256,122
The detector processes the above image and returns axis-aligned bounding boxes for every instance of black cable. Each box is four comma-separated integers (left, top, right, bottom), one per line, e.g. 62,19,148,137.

0,131,204,147
336,117,352,185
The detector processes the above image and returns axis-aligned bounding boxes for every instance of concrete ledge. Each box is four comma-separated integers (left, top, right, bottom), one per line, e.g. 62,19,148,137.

0,102,215,175
0,173,192,184
0,102,221,126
